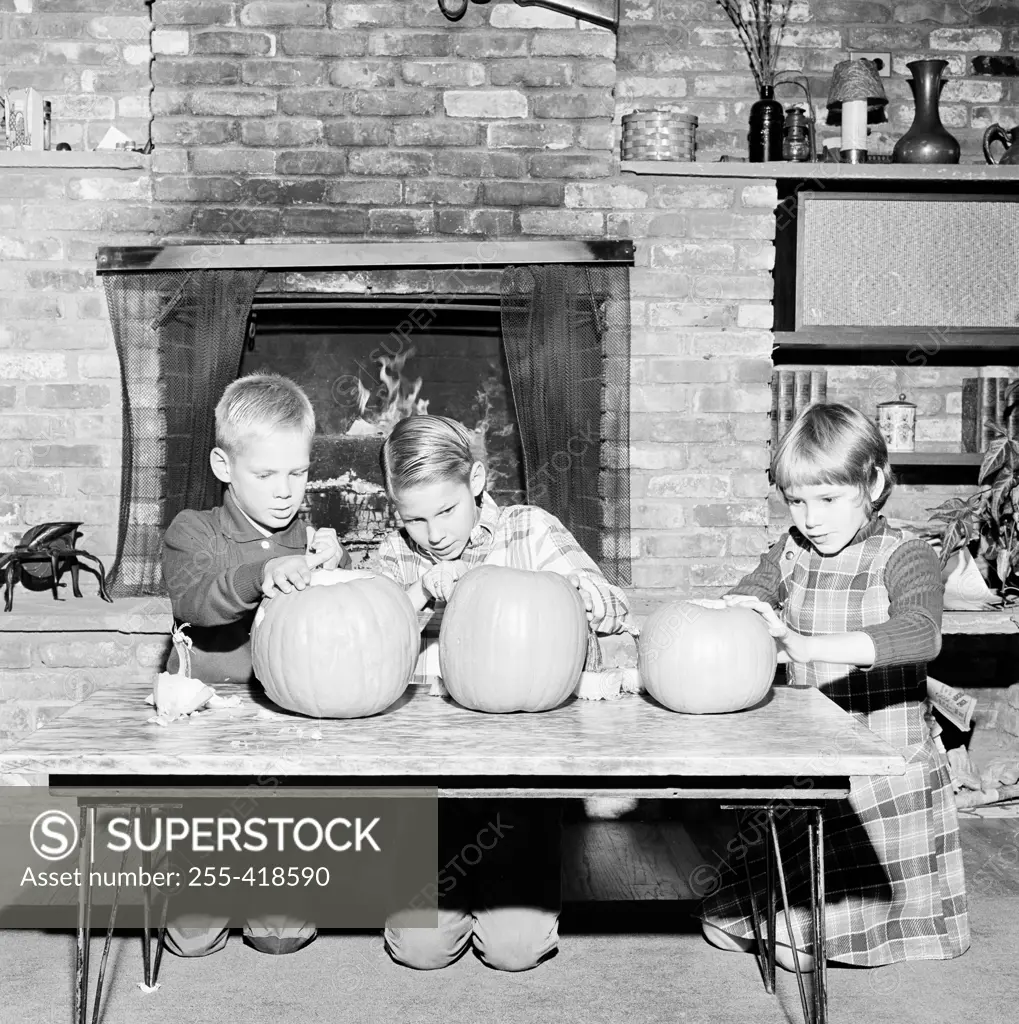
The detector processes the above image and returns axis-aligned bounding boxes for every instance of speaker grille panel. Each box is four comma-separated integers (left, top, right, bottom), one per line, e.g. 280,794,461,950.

799,196,1019,328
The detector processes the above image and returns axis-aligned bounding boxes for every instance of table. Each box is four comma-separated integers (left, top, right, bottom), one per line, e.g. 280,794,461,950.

0,680,904,1024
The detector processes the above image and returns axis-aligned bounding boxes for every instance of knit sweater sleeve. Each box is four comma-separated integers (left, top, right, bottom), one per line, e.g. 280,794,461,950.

860,538,943,668
725,538,787,609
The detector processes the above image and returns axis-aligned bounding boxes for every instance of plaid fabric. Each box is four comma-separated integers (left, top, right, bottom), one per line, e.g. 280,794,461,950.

372,492,633,687
699,521,970,966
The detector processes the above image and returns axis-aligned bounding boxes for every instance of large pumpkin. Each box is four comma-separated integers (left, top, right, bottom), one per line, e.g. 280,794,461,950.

251,568,418,719
637,601,777,714
439,565,588,713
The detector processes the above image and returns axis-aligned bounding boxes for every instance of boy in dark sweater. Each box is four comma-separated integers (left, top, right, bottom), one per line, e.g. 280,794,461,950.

160,372,349,958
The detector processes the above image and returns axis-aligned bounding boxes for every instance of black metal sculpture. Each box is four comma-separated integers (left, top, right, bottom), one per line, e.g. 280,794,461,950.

0,522,113,612
437,0,618,31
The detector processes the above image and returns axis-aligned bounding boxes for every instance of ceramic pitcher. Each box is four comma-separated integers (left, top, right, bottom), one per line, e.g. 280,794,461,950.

982,123,1019,165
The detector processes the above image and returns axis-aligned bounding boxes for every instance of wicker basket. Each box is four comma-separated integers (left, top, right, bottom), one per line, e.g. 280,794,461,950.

621,110,698,162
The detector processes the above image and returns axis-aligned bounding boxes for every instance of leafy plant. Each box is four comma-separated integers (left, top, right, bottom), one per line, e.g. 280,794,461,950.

928,381,1019,604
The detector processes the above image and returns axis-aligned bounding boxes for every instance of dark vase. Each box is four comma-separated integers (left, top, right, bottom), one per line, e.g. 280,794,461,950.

748,86,784,163
892,59,960,164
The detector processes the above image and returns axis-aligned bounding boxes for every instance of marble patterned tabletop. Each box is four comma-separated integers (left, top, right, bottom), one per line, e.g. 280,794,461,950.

0,681,904,781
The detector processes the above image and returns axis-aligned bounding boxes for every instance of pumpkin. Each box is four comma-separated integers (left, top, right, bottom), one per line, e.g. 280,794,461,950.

438,565,588,713
637,601,777,714
250,568,418,719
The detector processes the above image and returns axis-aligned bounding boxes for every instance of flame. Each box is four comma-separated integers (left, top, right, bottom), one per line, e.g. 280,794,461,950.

355,381,371,418
345,347,430,436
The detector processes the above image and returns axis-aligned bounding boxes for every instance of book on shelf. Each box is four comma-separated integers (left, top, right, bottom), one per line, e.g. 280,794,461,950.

809,370,827,405
771,371,796,450
771,370,828,452
794,371,811,419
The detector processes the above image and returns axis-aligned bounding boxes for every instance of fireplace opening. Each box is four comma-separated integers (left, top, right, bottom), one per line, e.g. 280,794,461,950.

99,249,633,596
242,294,526,562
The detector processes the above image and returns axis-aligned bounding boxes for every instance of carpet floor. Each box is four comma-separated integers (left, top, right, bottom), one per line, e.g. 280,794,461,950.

0,895,1013,1024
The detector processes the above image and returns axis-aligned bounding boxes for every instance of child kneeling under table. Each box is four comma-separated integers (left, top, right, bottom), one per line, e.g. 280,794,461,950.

698,403,969,973
374,414,635,971
160,372,350,958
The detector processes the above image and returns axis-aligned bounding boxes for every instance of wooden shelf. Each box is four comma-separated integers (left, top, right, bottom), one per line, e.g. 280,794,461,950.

888,452,983,466
0,150,148,169
774,329,1019,351
943,610,1019,634
621,161,1019,183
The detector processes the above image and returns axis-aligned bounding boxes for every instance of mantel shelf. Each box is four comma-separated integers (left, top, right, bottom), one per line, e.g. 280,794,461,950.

621,160,1019,182
0,150,148,169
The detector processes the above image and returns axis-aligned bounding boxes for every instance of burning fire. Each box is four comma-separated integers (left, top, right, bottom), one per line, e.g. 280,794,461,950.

346,349,430,437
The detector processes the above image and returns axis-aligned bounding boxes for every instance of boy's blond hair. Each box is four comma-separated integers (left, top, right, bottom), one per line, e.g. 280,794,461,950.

774,402,894,514
380,414,484,496
215,373,315,456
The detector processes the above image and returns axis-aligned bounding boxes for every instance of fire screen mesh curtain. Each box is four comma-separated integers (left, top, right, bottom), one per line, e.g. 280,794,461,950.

500,265,631,587
102,269,265,596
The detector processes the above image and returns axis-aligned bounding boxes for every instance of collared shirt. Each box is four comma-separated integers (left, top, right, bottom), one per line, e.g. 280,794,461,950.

161,489,321,685
374,491,633,686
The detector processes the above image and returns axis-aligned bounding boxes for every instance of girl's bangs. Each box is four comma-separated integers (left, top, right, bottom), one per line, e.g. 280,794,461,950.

776,443,853,492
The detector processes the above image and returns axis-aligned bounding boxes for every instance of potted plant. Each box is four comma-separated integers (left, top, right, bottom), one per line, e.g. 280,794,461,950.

928,381,1019,607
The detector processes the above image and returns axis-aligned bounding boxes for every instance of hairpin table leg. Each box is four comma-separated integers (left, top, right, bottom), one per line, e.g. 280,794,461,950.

722,803,829,1024
74,804,94,1024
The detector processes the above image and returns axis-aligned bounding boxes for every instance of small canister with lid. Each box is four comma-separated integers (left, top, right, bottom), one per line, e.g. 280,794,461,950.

877,393,916,452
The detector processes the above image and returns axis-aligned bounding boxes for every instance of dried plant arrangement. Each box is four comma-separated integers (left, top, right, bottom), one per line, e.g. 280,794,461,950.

715,0,791,93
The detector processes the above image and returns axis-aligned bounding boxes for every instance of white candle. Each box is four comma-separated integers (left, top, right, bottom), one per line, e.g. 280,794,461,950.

841,98,867,151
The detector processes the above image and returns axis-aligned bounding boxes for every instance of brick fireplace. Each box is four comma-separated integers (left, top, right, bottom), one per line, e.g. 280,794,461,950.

2,0,1017,749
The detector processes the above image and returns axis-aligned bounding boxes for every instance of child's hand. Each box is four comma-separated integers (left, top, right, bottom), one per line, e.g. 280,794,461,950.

567,573,597,626
721,594,812,664
305,526,346,571
421,560,466,603
261,553,325,599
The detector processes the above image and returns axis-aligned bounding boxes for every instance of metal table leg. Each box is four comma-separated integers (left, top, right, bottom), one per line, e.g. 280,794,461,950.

74,804,93,1024
723,803,829,1024
74,804,171,1023
140,805,170,990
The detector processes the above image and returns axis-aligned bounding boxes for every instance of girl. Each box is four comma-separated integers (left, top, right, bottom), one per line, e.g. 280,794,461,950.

699,403,970,972
373,414,633,972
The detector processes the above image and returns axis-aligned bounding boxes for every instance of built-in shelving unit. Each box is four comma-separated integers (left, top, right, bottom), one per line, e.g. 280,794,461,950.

622,159,1019,486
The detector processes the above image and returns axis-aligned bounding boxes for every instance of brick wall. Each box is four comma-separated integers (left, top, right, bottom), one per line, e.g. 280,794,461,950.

0,151,155,565
0,593,171,746
0,0,152,150
146,1,617,239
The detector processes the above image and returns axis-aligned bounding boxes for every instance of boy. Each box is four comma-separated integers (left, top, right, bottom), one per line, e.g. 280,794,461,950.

374,414,633,972
160,372,349,957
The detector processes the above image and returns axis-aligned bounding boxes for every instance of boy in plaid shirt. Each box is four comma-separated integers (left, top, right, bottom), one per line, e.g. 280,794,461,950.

375,414,633,972
699,403,969,973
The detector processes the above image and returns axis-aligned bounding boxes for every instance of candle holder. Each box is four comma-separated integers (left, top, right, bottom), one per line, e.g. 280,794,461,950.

825,59,888,164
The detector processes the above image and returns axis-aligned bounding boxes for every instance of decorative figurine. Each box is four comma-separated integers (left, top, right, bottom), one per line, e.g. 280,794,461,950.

0,522,113,612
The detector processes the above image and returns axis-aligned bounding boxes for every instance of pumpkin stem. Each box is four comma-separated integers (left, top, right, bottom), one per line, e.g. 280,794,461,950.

170,621,194,679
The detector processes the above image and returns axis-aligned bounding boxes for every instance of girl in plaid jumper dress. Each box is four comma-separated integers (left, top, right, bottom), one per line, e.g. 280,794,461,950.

699,403,970,971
